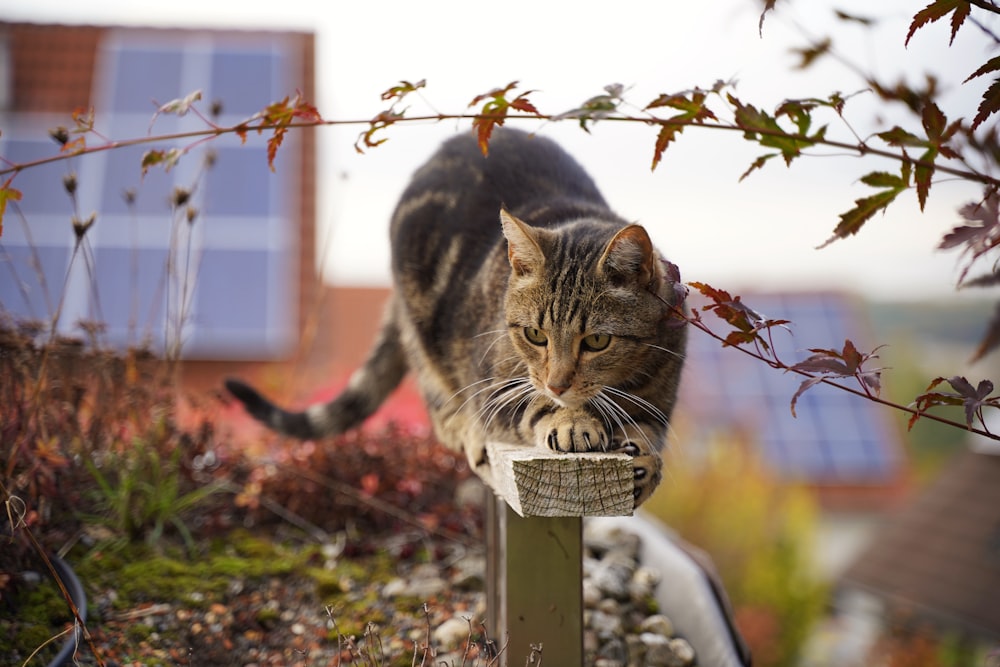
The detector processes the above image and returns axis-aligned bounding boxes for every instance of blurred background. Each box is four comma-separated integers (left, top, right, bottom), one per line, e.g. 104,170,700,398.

2,1,999,665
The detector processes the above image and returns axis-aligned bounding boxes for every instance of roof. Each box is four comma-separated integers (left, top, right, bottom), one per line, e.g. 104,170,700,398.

3,22,103,112
677,291,909,509
0,21,317,367
842,448,1000,639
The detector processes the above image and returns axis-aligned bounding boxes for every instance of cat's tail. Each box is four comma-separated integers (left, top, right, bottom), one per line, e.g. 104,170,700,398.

225,298,408,440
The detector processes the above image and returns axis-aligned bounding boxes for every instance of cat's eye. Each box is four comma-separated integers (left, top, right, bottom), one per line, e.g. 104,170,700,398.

523,327,548,346
581,333,611,352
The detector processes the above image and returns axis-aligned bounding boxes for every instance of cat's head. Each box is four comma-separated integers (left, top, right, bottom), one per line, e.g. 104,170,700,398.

500,209,675,407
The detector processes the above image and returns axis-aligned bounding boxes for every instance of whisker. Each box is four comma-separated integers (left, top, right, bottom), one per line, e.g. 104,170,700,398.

603,386,670,427
479,380,535,432
442,376,505,411
477,330,511,365
593,390,657,451
642,342,686,362
474,328,508,339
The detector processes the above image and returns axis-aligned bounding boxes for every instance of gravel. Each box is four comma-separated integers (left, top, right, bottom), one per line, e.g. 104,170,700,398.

63,516,696,666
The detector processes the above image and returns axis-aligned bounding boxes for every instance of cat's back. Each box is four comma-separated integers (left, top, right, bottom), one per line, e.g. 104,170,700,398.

389,130,608,269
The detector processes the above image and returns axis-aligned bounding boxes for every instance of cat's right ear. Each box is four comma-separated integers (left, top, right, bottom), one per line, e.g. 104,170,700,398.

500,208,544,276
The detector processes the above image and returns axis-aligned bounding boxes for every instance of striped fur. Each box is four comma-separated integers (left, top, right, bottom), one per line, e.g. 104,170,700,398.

226,128,687,506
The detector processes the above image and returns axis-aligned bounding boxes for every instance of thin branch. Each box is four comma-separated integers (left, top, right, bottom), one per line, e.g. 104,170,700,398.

2,112,997,190
967,0,1000,17
677,304,1000,440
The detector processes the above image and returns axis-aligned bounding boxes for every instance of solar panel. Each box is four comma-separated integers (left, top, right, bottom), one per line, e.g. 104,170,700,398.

0,30,300,359
678,292,905,485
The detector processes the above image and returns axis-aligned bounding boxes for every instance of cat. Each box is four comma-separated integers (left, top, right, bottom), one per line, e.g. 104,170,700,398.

226,128,687,507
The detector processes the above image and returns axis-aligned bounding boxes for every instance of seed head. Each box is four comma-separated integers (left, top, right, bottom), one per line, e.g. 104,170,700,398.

62,172,78,196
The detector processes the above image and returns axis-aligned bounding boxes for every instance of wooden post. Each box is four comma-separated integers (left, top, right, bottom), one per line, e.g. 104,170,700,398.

477,442,634,666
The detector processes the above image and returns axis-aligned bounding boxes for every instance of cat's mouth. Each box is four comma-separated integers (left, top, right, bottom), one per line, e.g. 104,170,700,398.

536,382,586,408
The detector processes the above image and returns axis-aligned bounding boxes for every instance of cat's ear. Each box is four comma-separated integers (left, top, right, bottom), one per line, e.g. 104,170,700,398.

598,224,656,287
500,208,544,276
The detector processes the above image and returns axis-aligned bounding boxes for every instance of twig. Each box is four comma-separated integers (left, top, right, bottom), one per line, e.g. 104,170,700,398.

675,303,1000,440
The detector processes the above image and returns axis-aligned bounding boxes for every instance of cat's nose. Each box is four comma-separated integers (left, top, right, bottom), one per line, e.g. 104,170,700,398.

546,383,570,396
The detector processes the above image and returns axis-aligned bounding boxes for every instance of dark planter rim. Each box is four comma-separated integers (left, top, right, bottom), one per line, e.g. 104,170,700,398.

47,551,87,667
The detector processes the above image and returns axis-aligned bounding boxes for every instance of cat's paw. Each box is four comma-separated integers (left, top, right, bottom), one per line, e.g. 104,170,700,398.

610,438,663,508
535,411,608,453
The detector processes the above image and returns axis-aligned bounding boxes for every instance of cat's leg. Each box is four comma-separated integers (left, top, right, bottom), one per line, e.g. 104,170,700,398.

609,423,664,508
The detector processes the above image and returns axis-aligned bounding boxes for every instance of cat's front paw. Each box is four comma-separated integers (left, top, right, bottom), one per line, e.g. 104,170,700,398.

535,411,608,453
610,438,663,508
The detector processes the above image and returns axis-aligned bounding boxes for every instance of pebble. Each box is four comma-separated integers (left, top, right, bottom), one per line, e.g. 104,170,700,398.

433,616,471,649
638,614,674,638
581,522,697,667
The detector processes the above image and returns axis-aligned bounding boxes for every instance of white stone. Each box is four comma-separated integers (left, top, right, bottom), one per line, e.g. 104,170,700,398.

433,617,471,649
638,614,674,638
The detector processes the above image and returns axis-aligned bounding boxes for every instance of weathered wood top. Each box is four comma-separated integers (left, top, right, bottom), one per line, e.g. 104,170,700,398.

475,441,634,518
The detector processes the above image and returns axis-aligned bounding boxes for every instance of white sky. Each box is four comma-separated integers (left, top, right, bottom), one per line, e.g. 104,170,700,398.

6,0,995,300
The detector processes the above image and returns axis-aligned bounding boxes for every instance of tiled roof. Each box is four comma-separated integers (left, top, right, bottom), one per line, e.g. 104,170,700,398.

3,22,103,112
677,291,909,509
842,448,1000,638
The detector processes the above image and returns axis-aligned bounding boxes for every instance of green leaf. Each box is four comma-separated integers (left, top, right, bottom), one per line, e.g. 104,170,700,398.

380,79,426,102
915,148,937,211
822,164,911,246
730,95,820,167
860,171,906,189
467,81,539,155
555,84,626,133
822,188,901,247
739,153,779,182
876,126,927,148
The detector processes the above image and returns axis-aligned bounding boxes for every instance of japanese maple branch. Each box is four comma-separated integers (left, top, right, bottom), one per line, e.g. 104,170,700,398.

671,304,1000,441
2,113,996,190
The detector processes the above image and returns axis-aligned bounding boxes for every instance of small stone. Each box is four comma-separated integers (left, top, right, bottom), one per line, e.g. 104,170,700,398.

598,597,622,615
433,617,470,649
383,577,408,597
597,637,628,663
583,580,602,608
589,610,624,638
20,571,42,586
590,551,636,601
290,623,306,636
667,638,696,665
450,556,485,590
629,566,661,602
382,573,447,598
639,632,672,666
638,614,674,638
584,522,642,559
626,634,646,667
584,629,600,653
594,659,625,667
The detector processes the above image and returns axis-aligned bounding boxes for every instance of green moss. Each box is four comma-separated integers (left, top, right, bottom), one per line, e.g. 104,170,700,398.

0,575,74,662
74,534,324,611
255,606,281,626
126,622,155,642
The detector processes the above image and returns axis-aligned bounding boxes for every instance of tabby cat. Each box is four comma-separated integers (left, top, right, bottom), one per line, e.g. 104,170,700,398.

226,128,687,507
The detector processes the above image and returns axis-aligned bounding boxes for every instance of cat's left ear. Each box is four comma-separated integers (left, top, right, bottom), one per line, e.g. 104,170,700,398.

500,208,544,276
598,224,656,288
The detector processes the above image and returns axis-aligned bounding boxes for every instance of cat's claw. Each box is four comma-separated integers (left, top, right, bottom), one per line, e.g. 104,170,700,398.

537,414,607,453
